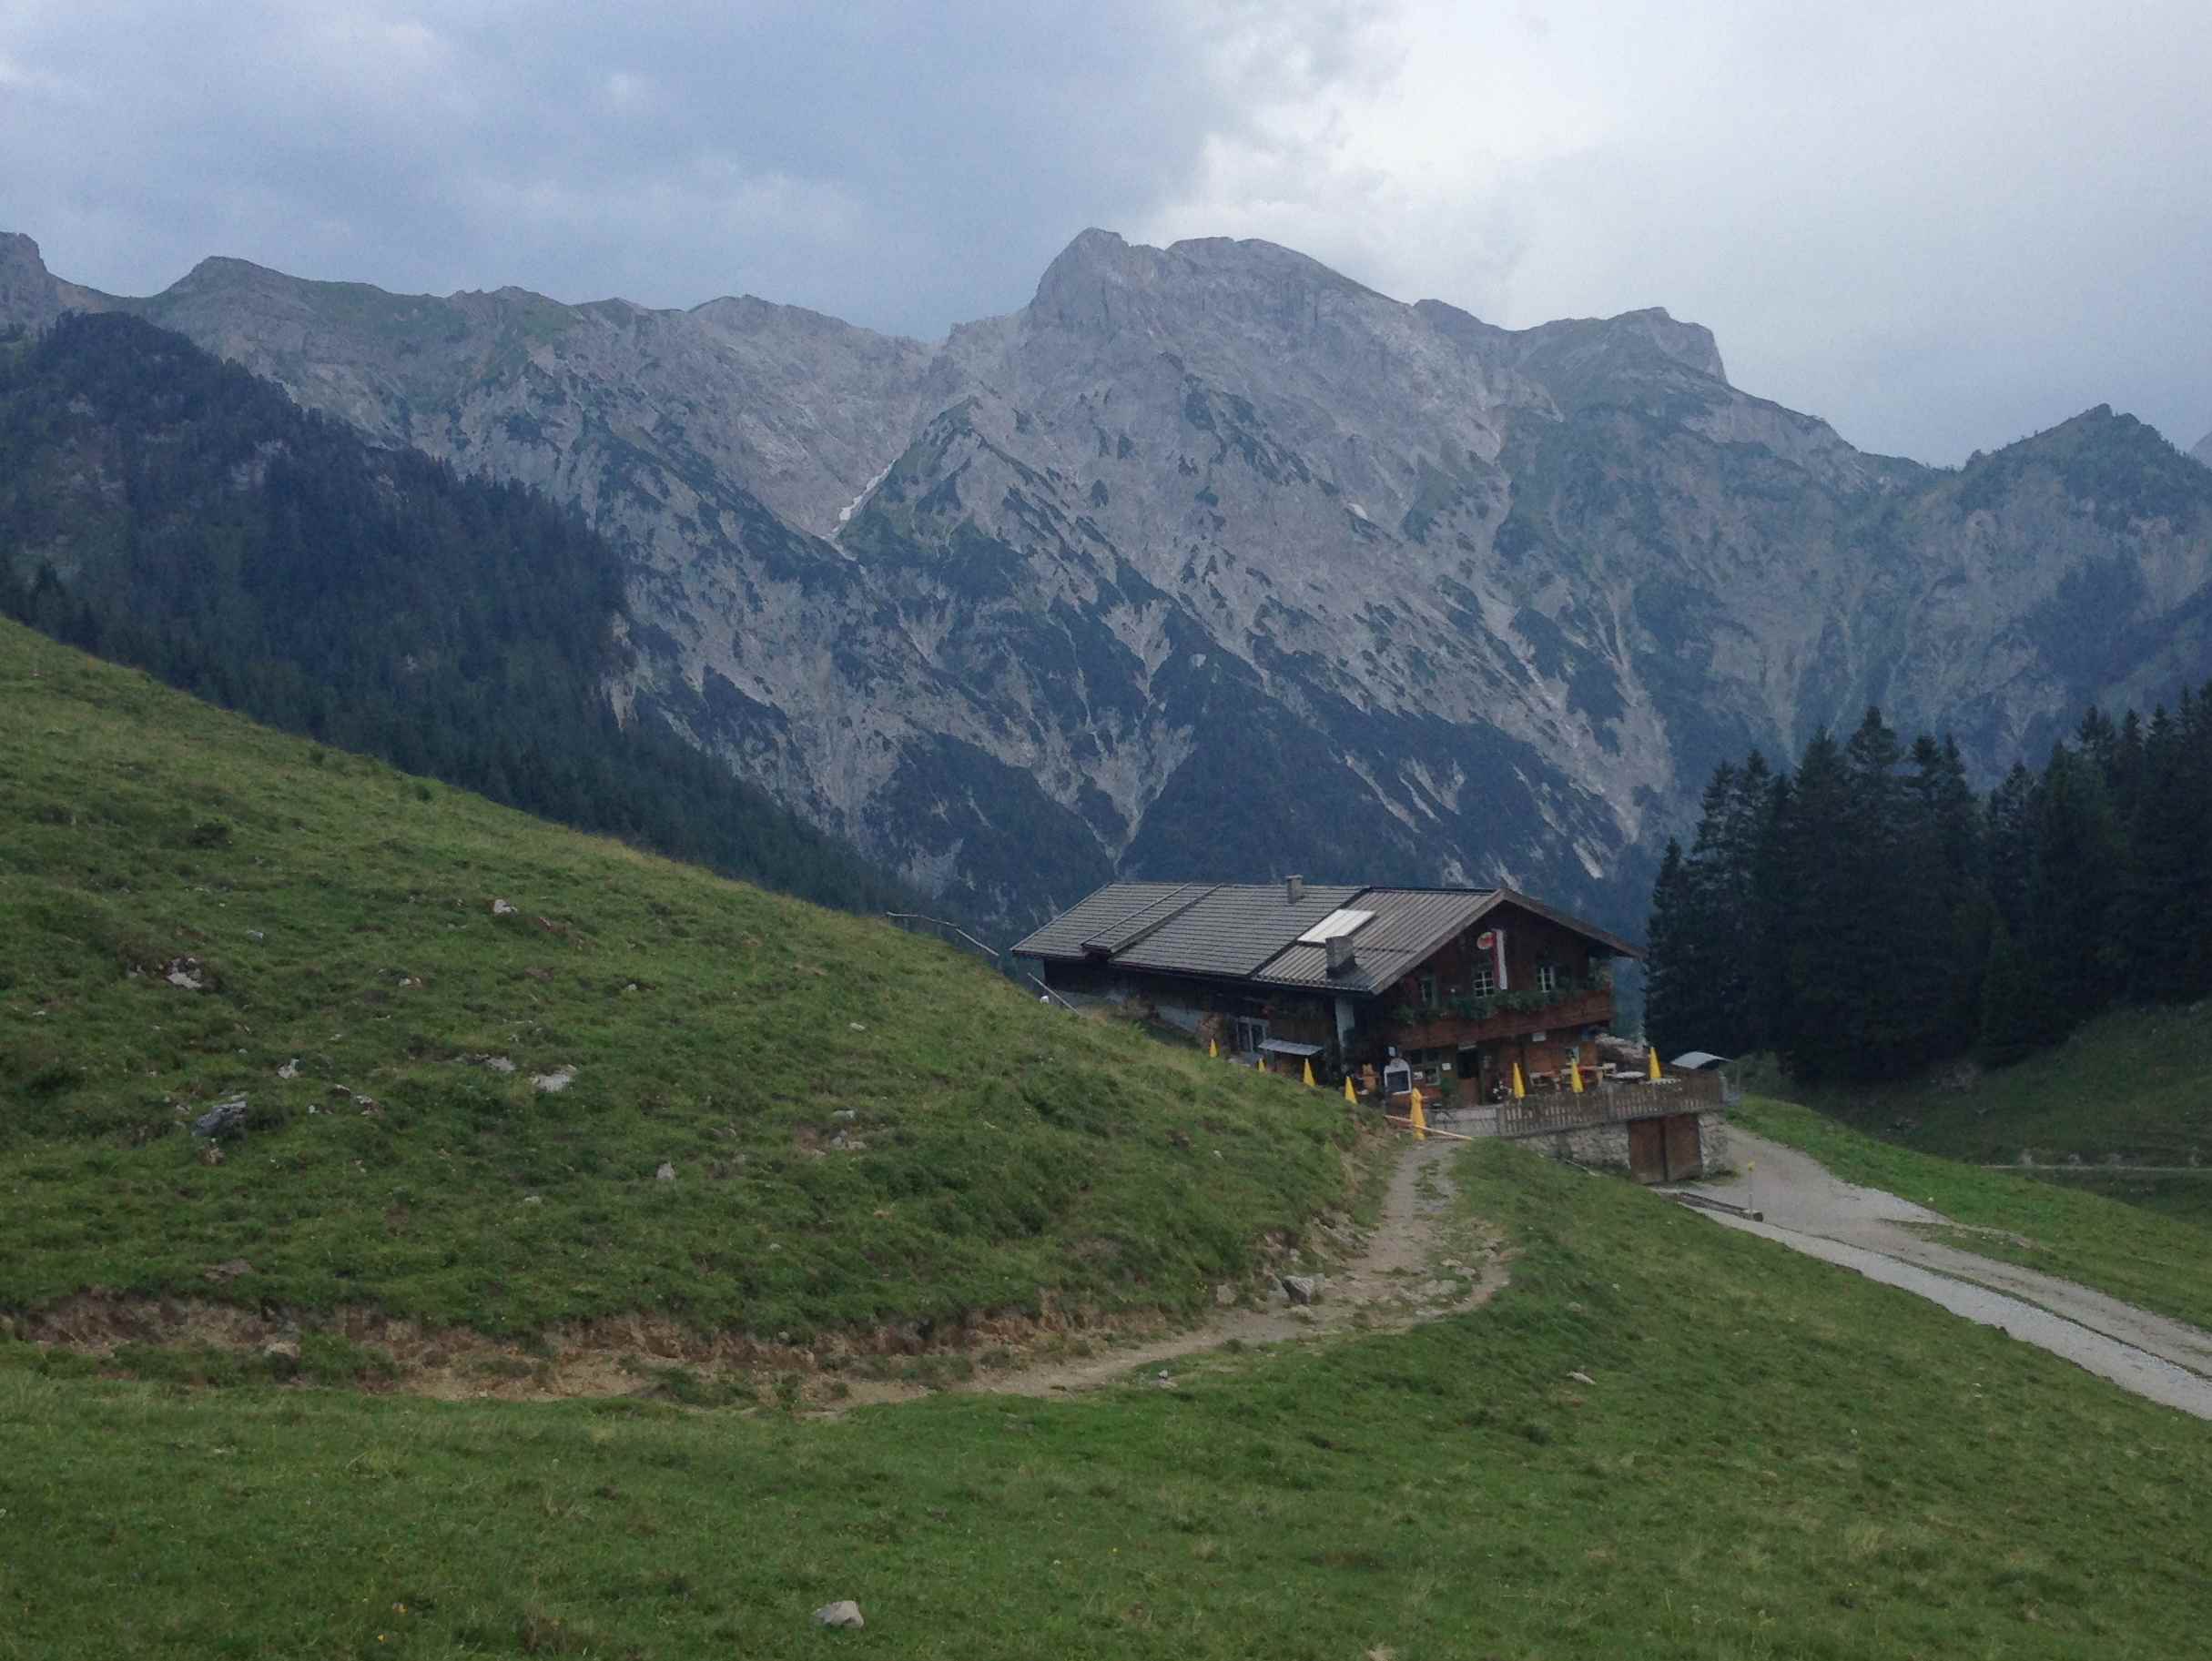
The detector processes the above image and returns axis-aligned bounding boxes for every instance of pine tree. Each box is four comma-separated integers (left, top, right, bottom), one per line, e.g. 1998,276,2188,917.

1978,917,2051,1066
1773,729,1858,1080
1984,762,2037,937
1710,750,1774,1054
1644,837,1696,1057
2025,744,2123,1023
2124,708,2195,1000
1839,707,1938,1074
1747,767,1795,1058
1908,733,1990,1053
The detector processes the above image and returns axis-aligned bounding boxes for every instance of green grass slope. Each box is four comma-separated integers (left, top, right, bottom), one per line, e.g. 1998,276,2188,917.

5,1139,2209,1658
0,621,1349,1341
1759,1002,2212,1225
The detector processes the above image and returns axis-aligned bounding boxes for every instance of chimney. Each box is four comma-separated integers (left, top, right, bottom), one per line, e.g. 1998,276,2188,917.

1285,874,1305,905
1326,932,1356,976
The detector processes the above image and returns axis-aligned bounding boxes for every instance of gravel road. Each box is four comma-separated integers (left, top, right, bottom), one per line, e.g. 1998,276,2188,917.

1669,1128,2212,1420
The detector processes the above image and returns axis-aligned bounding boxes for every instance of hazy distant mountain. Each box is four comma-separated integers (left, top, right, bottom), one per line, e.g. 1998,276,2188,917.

6,228,2208,930
2193,429,2212,468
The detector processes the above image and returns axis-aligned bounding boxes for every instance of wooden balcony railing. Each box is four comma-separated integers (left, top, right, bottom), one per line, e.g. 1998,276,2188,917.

1386,987,1616,1051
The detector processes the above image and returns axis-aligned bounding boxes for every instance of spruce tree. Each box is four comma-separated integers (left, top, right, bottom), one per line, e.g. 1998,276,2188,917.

2025,744,2123,1022
1908,733,1990,1054
1978,917,2051,1066
2124,707,2197,1000
1711,750,1774,1054
1841,707,1937,1074
1644,837,1694,1058
1984,763,2037,937
1774,729,1857,1080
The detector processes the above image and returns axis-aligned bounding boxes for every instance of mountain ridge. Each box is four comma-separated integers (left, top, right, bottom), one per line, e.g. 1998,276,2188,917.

6,228,2208,932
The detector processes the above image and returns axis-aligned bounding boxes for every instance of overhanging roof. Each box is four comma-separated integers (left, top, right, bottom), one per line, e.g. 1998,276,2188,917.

1114,883,1362,979
1012,880,1641,998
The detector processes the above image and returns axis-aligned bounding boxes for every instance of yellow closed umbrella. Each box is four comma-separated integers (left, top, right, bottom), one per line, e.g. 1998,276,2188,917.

1568,1056,1584,1094
1647,1047,1663,1082
1208,1037,1218,1059
1511,1062,1527,1099
1408,1085,1426,1140
1343,1074,1358,1105
1302,1058,1317,1088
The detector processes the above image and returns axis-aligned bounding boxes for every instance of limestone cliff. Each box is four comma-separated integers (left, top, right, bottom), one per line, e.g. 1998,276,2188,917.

6,228,2208,931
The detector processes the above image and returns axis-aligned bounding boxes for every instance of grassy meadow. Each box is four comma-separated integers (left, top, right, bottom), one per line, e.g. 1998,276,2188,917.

0,620,1350,1347
7,617,2212,1657
5,1138,2210,1658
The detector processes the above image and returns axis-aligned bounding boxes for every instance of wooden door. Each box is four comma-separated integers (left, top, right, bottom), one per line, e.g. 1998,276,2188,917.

1663,1114,1702,1180
1628,1118,1666,1184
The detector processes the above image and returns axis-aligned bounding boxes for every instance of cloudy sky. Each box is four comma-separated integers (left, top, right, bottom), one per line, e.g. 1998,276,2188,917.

4,0,2207,464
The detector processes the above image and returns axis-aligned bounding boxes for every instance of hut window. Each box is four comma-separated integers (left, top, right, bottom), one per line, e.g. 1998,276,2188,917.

1416,973,1438,1008
1468,963,1496,997
1536,962,1562,993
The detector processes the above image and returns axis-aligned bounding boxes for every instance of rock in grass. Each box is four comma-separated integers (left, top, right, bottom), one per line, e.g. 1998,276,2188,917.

813,1601,865,1630
533,1069,574,1094
655,1162,675,1181
1281,1273,1325,1305
190,1097,249,1139
491,898,517,917
1568,1371,1595,1386
277,1058,299,1079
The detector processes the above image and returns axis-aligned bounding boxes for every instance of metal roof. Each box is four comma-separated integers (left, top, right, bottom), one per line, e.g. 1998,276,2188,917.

1253,887,1501,996
1010,882,1202,959
1013,879,1640,997
1115,883,1363,979
1669,1050,1731,1070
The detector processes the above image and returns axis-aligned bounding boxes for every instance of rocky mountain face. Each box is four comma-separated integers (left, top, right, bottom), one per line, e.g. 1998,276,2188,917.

6,228,2209,933
2193,430,2212,469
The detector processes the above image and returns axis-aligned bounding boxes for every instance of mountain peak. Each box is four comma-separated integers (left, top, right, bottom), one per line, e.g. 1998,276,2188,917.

1576,306,1728,383
1028,228,1148,320
0,229,47,271
2192,429,2212,469
0,231,63,331
1028,228,1385,339
172,254,289,295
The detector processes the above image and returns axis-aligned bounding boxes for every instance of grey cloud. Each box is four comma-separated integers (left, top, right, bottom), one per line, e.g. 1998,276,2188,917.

1,0,1324,334
1,0,2207,462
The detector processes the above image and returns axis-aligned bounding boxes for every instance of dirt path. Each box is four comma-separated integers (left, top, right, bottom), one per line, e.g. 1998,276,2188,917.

963,1134,1504,1397
1669,1128,2212,1420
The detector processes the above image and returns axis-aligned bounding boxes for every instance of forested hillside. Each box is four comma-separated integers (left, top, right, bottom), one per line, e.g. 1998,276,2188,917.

0,313,910,916
1648,697,2212,1079
7,227,2201,935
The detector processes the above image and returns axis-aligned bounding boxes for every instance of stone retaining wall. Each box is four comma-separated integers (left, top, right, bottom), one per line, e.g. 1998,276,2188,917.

1512,1109,1730,1179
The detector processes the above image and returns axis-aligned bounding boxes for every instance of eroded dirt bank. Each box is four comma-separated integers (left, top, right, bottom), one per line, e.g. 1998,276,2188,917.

8,1136,1501,1407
